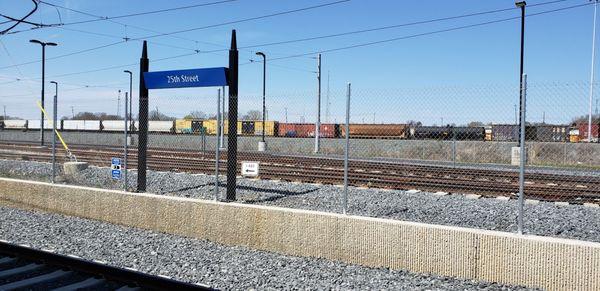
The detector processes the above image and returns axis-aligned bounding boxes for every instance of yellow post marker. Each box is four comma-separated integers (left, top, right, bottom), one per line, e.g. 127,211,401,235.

35,101,76,161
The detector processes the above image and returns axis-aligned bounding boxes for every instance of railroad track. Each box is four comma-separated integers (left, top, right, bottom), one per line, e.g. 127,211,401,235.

0,240,210,290
0,141,599,203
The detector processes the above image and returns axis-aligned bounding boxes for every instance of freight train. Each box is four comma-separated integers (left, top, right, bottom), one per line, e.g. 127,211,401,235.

0,119,597,142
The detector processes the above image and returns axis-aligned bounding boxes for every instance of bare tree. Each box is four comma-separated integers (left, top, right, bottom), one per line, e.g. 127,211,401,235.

242,110,262,120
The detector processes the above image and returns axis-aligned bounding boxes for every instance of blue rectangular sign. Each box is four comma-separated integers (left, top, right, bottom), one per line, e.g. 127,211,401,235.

111,157,121,166
143,67,228,89
112,169,121,180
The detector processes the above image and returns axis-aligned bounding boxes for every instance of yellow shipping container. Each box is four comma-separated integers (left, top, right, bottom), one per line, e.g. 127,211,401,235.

204,119,231,135
175,119,192,134
253,121,277,136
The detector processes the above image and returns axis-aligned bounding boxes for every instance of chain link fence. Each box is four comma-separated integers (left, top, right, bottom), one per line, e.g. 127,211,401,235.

1,80,599,240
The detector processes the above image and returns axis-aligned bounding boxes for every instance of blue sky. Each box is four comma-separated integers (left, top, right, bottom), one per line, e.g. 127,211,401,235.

0,0,598,125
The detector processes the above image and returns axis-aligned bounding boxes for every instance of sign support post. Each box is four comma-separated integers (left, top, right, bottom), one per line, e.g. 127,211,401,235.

227,30,239,201
136,31,238,200
137,41,149,192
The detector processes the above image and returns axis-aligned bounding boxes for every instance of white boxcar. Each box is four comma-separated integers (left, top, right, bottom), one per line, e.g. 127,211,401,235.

3,120,28,130
101,120,126,132
27,120,41,129
62,120,101,131
148,120,174,133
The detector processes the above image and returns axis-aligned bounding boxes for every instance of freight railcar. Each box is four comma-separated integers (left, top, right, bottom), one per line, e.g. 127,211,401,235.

278,123,338,138
535,125,569,142
62,120,102,131
578,123,600,142
175,119,204,134
409,126,484,140
2,120,27,130
490,124,537,142
340,124,408,138
148,120,175,133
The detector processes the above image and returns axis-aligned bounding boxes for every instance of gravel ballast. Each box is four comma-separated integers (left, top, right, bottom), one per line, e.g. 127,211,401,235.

0,158,599,244
0,206,532,290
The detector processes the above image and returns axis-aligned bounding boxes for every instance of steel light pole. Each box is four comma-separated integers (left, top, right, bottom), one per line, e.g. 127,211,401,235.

515,1,526,146
256,52,267,151
589,0,599,142
50,81,58,183
30,39,57,146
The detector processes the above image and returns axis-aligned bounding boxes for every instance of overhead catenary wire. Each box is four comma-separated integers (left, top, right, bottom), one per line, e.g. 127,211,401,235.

262,1,593,62
0,0,39,34
0,0,588,84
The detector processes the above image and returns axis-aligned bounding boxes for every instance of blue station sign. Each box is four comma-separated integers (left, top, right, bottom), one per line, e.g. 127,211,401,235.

143,67,228,89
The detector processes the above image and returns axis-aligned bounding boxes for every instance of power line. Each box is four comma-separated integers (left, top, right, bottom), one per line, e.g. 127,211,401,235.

265,1,592,61
0,0,587,83
133,0,351,40
40,0,238,26
240,0,574,50
0,0,39,35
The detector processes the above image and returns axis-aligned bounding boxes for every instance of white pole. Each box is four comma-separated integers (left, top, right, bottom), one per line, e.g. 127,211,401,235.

215,89,221,201
590,0,598,142
315,54,322,153
124,92,128,191
343,82,351,215
518,74,527,234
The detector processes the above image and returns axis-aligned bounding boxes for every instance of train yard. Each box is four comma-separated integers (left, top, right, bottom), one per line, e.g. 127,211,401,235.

0,141,598,203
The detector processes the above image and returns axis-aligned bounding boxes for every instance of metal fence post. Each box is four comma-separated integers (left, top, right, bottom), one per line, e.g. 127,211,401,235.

215,89,221,201
343,82,351,214
452,126,457,167
124,92,128,191
51,84,57,184
518,74,528,234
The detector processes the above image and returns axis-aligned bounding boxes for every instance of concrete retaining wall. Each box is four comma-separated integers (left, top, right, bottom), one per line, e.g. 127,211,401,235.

0,177,598,290
2,131,600,167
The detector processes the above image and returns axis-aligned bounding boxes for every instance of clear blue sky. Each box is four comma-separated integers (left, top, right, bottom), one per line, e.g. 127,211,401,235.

0,0,598,125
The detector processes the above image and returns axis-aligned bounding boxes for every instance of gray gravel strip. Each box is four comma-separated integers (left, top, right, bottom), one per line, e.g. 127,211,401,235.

0,205,533,290
1,159,599,243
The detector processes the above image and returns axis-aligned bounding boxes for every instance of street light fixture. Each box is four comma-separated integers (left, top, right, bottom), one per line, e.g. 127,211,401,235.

255,51,267,151
515,1,526,146
30,39,58,146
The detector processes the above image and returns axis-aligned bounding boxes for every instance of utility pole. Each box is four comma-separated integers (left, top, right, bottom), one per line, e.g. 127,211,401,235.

514,104,518,125
2,105,5,120
314,53,322,153
542,111,545,124
373,112,376,123
71,106,74,119
284,107,288,123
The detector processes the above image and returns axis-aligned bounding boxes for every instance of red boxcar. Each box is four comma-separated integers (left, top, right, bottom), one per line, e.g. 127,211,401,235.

578,123,599,141
278,123,337,138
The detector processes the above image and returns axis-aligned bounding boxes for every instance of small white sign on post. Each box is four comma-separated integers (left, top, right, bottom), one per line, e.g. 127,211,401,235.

241,161,260,177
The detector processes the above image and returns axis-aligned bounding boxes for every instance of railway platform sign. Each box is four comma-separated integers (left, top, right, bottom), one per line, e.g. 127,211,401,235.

111,157,121,180
137,29,239,201
143,67,227,89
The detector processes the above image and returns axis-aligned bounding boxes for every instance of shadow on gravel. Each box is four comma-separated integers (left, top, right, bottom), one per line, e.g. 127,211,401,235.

236,184,319,203
169,183,211,193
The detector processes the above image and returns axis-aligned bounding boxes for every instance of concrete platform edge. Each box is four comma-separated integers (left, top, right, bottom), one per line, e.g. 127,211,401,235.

0,177,598,291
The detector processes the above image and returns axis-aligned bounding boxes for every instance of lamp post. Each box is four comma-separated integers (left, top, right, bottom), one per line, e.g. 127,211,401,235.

589,0,599,142
50,81,57,183
515,1,526,146
30,39,57,146
256,52,267,151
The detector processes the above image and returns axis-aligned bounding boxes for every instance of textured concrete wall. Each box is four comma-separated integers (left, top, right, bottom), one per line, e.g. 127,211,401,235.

0,177,598,290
